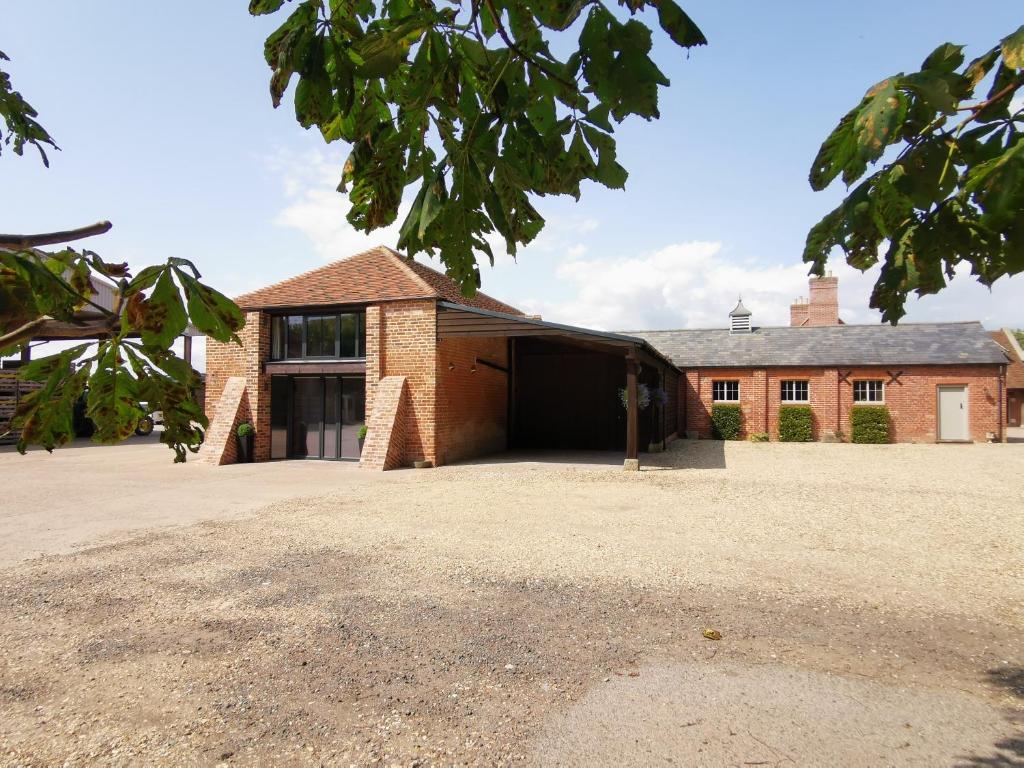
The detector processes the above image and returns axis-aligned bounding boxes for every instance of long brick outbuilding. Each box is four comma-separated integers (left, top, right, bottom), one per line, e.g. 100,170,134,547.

202,249,1013,468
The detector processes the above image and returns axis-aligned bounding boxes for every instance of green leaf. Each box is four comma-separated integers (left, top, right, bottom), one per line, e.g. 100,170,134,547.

87,341,143,444
1002,24,1024,70
853,80,907,169
899,71,959,115
419,168,446,239
921,42,964,73
653,0,708,48
12,346,91,453
249,0,285,14
135,269,188,348
809,106,859,190
173,269,244,343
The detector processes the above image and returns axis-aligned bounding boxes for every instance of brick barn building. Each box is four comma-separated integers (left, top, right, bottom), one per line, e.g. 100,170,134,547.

630,276,1010,444
990,328,1024,428
201,249,1011,468
201,247,678,469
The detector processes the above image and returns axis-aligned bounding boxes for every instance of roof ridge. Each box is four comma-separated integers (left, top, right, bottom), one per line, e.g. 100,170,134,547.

233,246,392,302
624,320,985,333
378,245,439,297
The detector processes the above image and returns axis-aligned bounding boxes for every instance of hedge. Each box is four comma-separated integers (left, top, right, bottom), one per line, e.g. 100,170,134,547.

851,405,890,443
778,405,813,442
711,404,742,440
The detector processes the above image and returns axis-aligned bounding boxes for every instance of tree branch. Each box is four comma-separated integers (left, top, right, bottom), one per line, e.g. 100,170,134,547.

0,315,119,351
482,0,574,89
0,220,112,250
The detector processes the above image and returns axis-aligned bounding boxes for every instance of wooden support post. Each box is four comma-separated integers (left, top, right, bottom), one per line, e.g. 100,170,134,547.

624,355,639,471
183,335,193,367
20,344,31,363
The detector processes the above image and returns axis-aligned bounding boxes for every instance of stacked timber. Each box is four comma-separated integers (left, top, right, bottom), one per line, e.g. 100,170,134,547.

0,365,41,445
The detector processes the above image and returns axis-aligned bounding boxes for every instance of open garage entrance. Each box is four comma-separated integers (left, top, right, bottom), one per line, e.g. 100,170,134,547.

437,303,680,468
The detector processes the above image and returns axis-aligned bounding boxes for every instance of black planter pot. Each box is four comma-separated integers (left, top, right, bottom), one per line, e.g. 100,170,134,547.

357,437,365,454
236,433,254,463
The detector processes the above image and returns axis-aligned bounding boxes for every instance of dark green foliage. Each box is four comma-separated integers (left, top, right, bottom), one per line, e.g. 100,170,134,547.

237,422,255,438
806,26,1024,323
851,406,890,444
2,245,242,461
778,405,813,442
251,0,706,295
0,51,58,165
711,404,741,440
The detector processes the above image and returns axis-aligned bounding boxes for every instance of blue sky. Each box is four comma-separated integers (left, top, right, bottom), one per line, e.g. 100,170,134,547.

3,1,1022,369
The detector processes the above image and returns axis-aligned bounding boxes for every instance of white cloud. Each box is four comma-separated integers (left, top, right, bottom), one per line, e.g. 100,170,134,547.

267,148,1022,333
515,241,1024,332
271,147,408,260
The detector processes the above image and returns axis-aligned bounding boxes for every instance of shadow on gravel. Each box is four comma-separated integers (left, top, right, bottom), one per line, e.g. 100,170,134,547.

955,667,1024,767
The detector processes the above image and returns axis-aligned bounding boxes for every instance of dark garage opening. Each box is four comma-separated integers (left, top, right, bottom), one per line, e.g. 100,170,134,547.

437,301,679,464
510,338,663,452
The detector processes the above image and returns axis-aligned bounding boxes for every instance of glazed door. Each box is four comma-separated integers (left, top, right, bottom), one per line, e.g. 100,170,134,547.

292,377,324,458
269,375,364,460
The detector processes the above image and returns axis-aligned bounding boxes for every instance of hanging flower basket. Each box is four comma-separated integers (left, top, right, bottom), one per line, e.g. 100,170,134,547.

618,383,651,410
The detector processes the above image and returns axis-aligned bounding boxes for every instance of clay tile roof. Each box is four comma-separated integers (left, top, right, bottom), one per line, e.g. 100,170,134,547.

234,246,523,315
990,330,1024,389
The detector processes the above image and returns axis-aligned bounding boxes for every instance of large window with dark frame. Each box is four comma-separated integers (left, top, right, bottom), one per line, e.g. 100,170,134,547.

271,312,365,360
780,380,809,402
853,380,884,403
712,380,740,402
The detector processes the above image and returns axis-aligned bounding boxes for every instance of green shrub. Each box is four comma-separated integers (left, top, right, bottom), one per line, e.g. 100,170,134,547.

851,406,890,443
358,425,368,440
749,432,769,442
236,422,254,438
711,404,742,440
778,405,813,442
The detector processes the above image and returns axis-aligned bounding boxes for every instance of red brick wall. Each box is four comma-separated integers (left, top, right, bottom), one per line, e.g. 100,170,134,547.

436,336,508,465
681,365,1003,443
807,276,839,326
664,368,680,440
204,311,271,461
372,300,437,465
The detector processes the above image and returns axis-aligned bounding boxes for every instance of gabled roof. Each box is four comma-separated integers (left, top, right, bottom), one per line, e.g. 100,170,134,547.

990,329,1024,389
234,246,523,315
626,322,1008,368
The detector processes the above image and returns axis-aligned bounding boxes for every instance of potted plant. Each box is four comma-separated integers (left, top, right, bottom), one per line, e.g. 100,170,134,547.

236,422,255,463
357,425,368,453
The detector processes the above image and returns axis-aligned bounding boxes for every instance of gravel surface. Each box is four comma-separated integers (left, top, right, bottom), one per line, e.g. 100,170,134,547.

0,439,1022,765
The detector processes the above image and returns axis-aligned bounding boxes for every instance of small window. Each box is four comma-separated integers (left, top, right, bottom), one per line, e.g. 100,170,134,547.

339,313,358,357
305,315,337,357
713,380,740,402
781,380,809,402
853,380,884,403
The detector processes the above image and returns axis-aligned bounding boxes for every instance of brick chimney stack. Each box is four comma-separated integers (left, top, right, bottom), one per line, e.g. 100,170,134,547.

790,297,809,327
791,275,840,326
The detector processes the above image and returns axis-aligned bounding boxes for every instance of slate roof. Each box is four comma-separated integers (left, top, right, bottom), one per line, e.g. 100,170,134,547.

235,246,523,316
626,322,1008,368
990,329,1024,389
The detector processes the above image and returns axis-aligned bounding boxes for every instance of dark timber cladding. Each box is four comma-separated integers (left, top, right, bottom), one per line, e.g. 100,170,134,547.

437,302,680,466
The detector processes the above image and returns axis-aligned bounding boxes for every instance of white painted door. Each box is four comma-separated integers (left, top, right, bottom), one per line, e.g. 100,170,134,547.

937,385,968,441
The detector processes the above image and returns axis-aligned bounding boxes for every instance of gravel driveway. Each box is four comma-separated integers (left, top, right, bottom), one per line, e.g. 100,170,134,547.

0,440,1021,765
